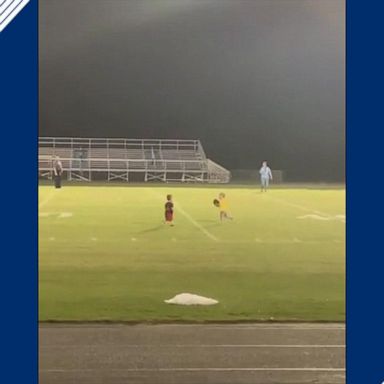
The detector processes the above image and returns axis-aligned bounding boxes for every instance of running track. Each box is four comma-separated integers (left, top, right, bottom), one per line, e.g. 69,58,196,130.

39,323,345,384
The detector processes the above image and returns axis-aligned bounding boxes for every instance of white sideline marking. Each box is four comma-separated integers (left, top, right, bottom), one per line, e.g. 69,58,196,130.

265,195,332,217
298,214,345,223
335,214,346,223
39,192,55,209
42,368,345,373
58,212,73,219
298,214,331,221
265,195,345,223
175,202,219,242
252,238,328,244
39,212,74,219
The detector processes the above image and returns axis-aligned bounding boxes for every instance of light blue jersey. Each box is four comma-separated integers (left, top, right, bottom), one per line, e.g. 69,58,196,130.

260,165,272,191
259,166,272,179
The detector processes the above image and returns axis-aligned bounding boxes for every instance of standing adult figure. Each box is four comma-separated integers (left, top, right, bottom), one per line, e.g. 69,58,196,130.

259,161,273,192
53,156,63,188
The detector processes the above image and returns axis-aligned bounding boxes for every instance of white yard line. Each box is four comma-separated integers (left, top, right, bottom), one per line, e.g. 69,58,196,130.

149,189,219,242
58,212,73,219
264,195,333,217
176,202,219,242
39,191,56,209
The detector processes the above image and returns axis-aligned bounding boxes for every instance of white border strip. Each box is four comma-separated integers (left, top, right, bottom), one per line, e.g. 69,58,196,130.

0,0,30,32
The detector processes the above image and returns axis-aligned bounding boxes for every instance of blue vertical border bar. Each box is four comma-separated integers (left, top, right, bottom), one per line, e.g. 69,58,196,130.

0,0,37,383
347,0,384,383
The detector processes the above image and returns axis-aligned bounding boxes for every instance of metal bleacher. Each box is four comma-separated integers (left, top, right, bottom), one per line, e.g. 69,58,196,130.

38,137,230,183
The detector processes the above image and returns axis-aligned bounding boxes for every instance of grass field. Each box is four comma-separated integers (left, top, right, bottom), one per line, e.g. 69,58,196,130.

39,184,345,322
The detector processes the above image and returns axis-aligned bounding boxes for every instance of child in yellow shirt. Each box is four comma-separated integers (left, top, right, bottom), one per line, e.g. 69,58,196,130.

218,192,233,221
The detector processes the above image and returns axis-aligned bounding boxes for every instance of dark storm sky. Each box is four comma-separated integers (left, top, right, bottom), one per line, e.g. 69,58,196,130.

39,0,345,181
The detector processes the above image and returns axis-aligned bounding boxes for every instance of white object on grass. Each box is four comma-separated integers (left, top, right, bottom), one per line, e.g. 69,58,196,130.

58,212,73,219
297,214,331,221
298,214,345,223
164,293,218,306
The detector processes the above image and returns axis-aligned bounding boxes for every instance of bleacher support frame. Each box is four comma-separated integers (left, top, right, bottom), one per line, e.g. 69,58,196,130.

39,137,230,183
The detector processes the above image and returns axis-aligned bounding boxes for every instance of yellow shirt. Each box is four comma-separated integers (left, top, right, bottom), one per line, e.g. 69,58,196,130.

219,198,228,211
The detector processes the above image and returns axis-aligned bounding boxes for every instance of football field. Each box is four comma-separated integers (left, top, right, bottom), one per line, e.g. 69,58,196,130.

39,184,345,322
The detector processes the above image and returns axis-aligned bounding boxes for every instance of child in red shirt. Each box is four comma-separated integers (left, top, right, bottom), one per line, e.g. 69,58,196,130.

165,194,174,226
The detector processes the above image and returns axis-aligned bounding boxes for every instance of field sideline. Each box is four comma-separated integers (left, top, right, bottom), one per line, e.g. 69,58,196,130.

39,184,345,322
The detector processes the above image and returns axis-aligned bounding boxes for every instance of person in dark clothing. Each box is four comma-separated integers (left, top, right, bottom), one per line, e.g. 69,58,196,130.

164,194,174,226
53,156,63,188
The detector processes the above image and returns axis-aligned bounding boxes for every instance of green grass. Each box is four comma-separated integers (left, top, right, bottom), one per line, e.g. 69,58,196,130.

39,184,345,322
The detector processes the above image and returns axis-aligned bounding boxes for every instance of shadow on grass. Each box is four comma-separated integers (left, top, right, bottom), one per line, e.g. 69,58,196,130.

136,225,165,234
198,219,217,224
206,223,223,229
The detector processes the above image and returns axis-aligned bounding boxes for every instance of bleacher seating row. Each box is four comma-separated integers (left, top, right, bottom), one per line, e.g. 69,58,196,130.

39,137,230,183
